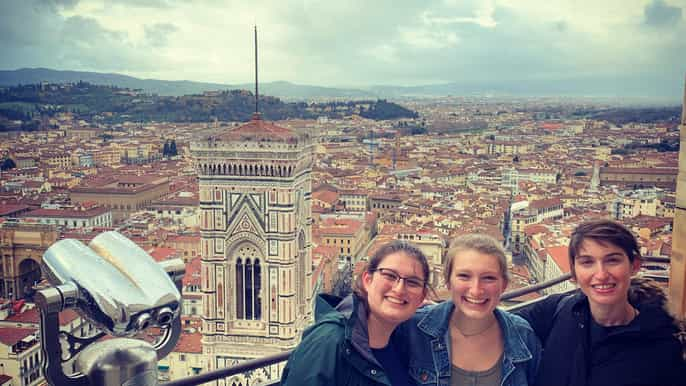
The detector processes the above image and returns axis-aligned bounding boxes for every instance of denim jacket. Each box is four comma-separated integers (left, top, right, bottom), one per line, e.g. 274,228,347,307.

398,301,541,386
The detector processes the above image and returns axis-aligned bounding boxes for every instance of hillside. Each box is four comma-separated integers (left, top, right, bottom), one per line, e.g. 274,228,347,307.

0,82,418,130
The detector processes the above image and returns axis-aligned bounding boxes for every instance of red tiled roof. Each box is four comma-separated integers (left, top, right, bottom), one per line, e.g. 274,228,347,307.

313,190,338,205
22,206,109,218
547,246,570,273
173,331,202,353
318,218,364,236
217,114,297,142
530,198,562,209
148,247,178,262
168,234,200,243
5,307,80,326
0,327,37,346
600,167,677,175
0,204,30,216
313,245,338,258
183,257,201,287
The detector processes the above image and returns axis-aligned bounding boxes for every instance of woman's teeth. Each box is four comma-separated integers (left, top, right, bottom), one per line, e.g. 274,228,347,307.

464,297,487,304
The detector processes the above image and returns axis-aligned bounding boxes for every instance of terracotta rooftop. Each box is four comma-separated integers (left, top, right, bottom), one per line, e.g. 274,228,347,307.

318,218,364,236
601,167,677,175
0,327,37,346
0,204,30,216
530,198,562,209
313,190,338,205
22,206,110,219
147,247,179,262
217,114,298,142
173,331,202,353
182,257,201,287
167,234,200,243
547,245,570,273
4,307,80,326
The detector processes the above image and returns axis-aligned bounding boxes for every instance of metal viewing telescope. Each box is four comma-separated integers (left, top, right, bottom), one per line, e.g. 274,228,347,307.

36,231,185,386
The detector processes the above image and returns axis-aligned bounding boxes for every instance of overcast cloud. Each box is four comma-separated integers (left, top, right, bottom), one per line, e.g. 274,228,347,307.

1,0,685,98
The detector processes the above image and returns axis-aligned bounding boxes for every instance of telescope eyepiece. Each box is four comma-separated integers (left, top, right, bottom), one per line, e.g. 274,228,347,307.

133,313,152,331
155,307,174,327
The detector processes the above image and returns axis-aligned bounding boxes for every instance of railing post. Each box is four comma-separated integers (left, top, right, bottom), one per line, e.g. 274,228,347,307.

669,73,686,319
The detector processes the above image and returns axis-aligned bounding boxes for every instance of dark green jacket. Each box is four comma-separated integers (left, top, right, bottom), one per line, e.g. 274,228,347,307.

281,293,401,386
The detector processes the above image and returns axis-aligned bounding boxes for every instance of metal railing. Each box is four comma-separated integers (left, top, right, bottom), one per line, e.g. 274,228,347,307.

160,273,574,386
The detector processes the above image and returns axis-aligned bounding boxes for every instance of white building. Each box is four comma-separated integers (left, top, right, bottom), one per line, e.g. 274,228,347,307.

20,206,112,229
610,188,664,220
501,168,558,191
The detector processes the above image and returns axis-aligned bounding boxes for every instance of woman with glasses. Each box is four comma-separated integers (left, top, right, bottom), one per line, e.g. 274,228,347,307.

281,240,430,386
515,219,686,386
402,234,541,386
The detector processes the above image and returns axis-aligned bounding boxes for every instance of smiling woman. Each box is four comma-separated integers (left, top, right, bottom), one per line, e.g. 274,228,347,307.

402,234,541,386
281,240,429,386
515,219,686,386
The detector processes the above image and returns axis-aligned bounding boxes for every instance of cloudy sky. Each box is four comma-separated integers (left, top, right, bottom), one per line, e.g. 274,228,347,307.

1,0,685,99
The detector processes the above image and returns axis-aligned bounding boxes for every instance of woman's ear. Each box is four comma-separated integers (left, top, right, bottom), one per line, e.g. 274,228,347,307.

631,258,641,275
361,271,372,292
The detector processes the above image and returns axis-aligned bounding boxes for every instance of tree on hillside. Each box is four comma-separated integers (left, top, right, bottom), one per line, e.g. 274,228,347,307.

162,140,170,156
1,158,16,171
170,139,177,156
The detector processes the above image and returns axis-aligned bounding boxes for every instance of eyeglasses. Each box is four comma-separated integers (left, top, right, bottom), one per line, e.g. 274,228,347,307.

372,268,426,291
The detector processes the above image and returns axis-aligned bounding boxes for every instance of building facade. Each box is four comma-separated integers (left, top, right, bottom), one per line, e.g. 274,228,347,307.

70,176,170,223
191,114,313,386
599,167,677,190
0,223,58,300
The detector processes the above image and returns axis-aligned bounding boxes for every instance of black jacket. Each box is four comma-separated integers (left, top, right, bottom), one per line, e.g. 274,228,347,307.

515,279,686,386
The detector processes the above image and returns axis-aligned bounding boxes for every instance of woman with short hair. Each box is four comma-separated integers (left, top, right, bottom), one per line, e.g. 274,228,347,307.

516,219,686,386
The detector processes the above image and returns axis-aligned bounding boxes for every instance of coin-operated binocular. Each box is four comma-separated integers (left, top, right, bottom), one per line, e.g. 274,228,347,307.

36,231,185,386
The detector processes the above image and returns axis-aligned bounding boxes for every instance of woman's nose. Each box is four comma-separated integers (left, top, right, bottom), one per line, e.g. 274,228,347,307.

595,264,609,279
469,280,484,294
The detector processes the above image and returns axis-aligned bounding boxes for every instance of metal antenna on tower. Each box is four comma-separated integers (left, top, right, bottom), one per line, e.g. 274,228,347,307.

254,25,259,115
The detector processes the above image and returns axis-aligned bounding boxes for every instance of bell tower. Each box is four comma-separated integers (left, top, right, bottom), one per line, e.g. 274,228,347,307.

190,27,313,385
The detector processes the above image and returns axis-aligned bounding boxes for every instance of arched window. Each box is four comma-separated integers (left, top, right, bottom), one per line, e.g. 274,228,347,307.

235,258,243,318
245,259,253,318
297,232,305,310
235,246,262,320
253,260,261,319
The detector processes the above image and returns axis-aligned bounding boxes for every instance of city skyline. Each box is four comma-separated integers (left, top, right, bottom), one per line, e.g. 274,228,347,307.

1,0,685,99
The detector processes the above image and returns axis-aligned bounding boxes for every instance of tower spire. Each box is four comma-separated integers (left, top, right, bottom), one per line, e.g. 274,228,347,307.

254,25,259,116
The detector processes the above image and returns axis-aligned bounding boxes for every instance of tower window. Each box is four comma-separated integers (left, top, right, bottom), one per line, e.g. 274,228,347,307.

235,246,262,320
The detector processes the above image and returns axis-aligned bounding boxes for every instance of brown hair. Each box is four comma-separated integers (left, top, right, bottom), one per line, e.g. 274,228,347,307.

444,234,510,286
353,240,430,299
568,219,641,279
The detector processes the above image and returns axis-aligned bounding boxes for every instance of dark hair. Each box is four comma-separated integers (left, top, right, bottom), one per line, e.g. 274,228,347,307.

444,233,510,285
568,219,641,278
353,240,430,299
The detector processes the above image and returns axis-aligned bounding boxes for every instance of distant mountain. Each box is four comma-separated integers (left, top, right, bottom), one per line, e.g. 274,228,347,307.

0,68,679,103
0,68,375,99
